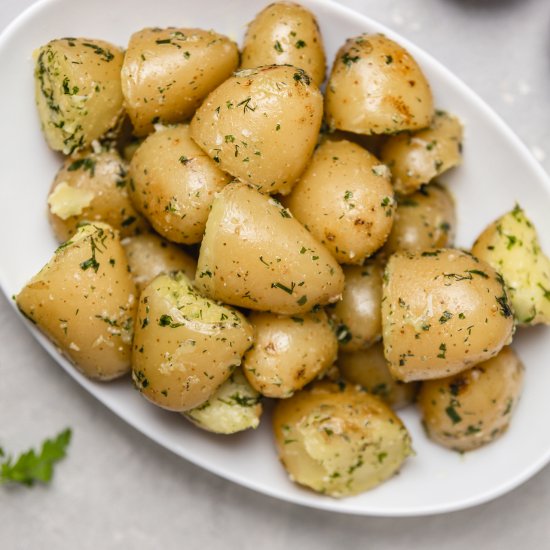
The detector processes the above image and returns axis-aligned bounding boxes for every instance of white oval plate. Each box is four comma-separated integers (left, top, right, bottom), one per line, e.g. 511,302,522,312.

1,0,550,517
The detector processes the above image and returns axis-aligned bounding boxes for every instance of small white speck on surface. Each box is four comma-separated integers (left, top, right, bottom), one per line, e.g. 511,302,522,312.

531,146,546,162
518,80,532,96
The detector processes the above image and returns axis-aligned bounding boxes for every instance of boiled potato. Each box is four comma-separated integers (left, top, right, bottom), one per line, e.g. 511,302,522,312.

16,222,137,380
121,28,238,136
472,205,550,325
190,65,323,195
383,183,456,255
34,38,124,154
184,368,262,434
195,182,344,314
122,233,197,293
382,249,515,382
129,124,231,244
132,272,253,412
241,2,326,86
283,138,395,264
48,147,148,242
242,310,337,398
325,34,433,135
418,346,524,452
327,260,383,352
273,381,412,497
338,343,418,409
380,111,463,195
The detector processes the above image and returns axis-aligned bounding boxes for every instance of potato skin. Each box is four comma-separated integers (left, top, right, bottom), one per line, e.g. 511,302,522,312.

16,223,137,380
195,182,344,314
121,28,238,136
273,382,412,497
129,124,230,244
328,260,383,352
418,347,524,452
132,272,253,412
472,205,550,325
382,183,456,256
190,65,323,195
242,310,338,398
338,343,418,409
382,249,515,382
380,111,463,195
284,138,395,264
48,148,148,242
35,38,124,154
325,34,433,135
122,233,197,293
241,2,326,86
184,368,262,434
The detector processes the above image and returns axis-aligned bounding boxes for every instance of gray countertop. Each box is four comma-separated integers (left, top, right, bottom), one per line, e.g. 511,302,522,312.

1,0,550,548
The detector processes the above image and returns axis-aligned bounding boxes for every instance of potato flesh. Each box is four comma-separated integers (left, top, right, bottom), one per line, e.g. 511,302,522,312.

121,28,239,136
325,34,433,135
184,368,262,434
132,272,253,412
129,124,230,244
242,310,338,398
16,223,137,380
195,182,344,314
35,38,124,154
241,1,326,86
418,347,524,452
284,138,395,264
190,65,323,195
472,206,550,325
382,249,515,382
273,382,412,497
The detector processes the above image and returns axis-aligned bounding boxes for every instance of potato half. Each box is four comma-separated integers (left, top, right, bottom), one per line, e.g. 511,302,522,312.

241,1,326,86
242,310,338,398
418,346,524,452
121,28,238,136
129,124,231,244
472,205,550,325
382,249,515,382
34,38,124,154
325,34,433,135
132,272,253,412
195,182,344,314
284,138,395,264
190,65,323,195
273,381,412,497
16,223,137,380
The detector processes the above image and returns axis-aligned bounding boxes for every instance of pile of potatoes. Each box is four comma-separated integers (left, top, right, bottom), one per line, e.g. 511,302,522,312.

19,2,550,498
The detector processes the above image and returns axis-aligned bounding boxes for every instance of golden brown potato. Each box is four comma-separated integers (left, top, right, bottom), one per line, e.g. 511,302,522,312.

35,38,125,154
380,111,463,195
195,182,344,314
418,347,524,452
338,343,418,409
121,28,239,136
382,183,456,256
190,65,323,195
184,368,262,434
122,233,197,293
273,381,412,497
325,34,433,135
16,223,137,380
283,138,395,264
382,249,515,382
132,272,253,412
128,124,231,244
242,310,338,398
327,260,383,351
47,147,148,242
472,205,550,325
241,2,326,86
